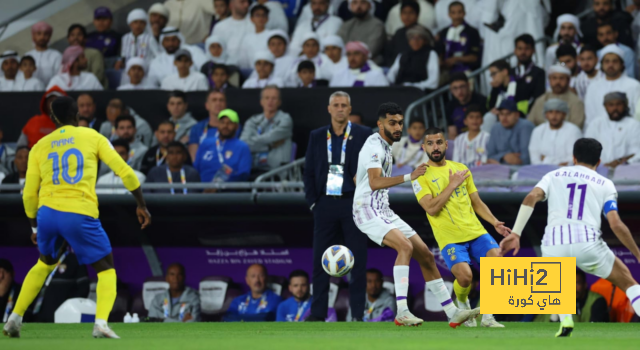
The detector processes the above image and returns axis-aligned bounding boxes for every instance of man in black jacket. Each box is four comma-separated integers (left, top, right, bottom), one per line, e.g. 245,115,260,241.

304,91,372,321
581,0,634,49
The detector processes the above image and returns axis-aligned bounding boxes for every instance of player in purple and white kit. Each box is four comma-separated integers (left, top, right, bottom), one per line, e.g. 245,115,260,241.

353,102,480,327
502,138,640,337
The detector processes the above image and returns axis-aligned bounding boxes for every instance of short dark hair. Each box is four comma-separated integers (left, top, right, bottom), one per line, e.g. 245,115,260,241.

425,127,444,136
573,138,602,166
0,258,14,275
400,0,420,15
169,90,187,103
579,44,598,57
110,138,130,153
366,268,383,280
514,34,535,47
449,1,465,11
297,60,315,73
556,44,577,59
50,96,78,125
377,102,403,119
489,59,510,72
409,118,425,128
251,4,270,16
67,24,87,38
167,262,186,276
576,269,586,283
213,64,229,75
465,104,484,117
449,72,468,85
115,115,136,129
15,146,30,154
597,21,616,32
167,141,186,154
288,269,309,282
20,55,36,66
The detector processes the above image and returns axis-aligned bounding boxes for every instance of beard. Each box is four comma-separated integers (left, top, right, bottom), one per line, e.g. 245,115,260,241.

383,126,401,142
427,149,445,162
353,11,368,19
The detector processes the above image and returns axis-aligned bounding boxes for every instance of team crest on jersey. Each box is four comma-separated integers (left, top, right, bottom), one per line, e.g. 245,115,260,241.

412,181,422,194
225,151,233,159
526,76,532,83
371,153,379,162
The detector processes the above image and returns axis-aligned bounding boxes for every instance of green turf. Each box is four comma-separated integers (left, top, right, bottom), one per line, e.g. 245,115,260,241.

2,322,639,350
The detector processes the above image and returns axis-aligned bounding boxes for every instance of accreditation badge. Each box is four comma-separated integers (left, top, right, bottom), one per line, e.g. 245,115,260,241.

326,165,344,196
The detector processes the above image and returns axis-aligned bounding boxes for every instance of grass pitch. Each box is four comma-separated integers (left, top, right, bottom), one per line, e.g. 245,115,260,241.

2,322,639,350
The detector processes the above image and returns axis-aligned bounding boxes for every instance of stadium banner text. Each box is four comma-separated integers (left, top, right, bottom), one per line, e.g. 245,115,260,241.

480,257,576,314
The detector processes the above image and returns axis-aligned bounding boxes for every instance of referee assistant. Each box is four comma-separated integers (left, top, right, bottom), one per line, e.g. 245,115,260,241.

303,91,373,321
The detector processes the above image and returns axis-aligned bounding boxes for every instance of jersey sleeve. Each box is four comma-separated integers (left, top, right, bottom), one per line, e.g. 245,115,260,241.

464,167,478,195
364,142,383,170
534,173,552,201
413,175,433,202
97,136,141,192
23,146,42,219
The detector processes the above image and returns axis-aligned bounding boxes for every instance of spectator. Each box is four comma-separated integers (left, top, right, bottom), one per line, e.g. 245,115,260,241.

78,117,90,127
252,0,288,33
0,126,15,172
385,1,419,66
544,14,582,73
24,21,61,86
347,269,396,322
66,24,106,87
435,1,480,75
203,35,237,66
391,118,426,169
243,5,271,64
141,121,176,175
386,25,439,91
296,60,328,88
242,51,285,88
581,0,634,49
276,270,313,322
527,65,585,129
349,112,364,125
160,49,209,91
211,0,231,32
266,30,297,81
319,35,347,81
555,44,579,90
0,51,22,91
224,264,282,322
165,0,216,44
590,277,636,323
85,7,122,59
286,33,324,84
338,0,386,64
194,109,252,183
109,116,148,173
329,41,388,87
434,0,479,32
290,0,343,58
148,3,170,42
204,64,236,91
452,105,490,168
188,91,229,160
147,142,200,194
117,58,153,90
46,46,103,91
584,45,640,129
76,93,102,132
119,8,160,68
445,72,486,139
149,27,207,87
240,86,293,171
98,98,153,146
486,100,534,165
17,56,45,91
386,0,436,38
17,86,65,148
96,139,146,194
1,147,29,189
596,22,636,78
211,0,255,69
149,263,201,322
585,92,640,167
528,99,582,166
574,45,603,101
166,91,197,144
510,34,546,114
486,60,533,120
0,259,21,320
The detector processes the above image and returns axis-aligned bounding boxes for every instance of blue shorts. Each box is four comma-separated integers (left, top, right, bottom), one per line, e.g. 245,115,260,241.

441,233,499,270
37,206,112,265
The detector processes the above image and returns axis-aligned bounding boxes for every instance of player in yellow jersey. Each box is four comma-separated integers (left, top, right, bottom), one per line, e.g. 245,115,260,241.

412,127,511,328
2,96,151,339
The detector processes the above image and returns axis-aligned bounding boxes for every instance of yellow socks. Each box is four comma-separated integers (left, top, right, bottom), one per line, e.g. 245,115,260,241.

12,259,57,317
453,279,472,303
95,269,117,322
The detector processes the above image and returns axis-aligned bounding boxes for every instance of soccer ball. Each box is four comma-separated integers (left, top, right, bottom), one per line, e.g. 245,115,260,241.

322,245,355,277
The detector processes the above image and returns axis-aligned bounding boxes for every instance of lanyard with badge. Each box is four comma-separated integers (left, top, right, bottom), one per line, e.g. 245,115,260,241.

363,301,376,321
326,121,351,196
166,166,187,195
156,148,167,166
199,125,213,145
294,300,309,322
213,137,234,183
127,149,135,165
110,126,117,141
2,286,15,322
240,294,267,314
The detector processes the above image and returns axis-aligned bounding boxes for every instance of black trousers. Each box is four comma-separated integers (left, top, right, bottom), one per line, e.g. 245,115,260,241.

311,195,368,320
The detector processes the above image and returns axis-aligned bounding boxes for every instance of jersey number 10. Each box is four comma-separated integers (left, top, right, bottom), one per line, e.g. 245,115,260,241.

47,149,84,185
566,183,587,220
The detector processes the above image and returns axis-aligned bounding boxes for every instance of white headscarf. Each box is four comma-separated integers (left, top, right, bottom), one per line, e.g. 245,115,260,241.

204,35,228,64
599,44,625,62
553,14,582,41
159,26,186,53
321,35,345,55
125,57,147,74
127,8,148,25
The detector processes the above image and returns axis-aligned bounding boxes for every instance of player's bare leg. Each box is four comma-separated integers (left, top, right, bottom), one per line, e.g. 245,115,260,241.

605,257,640,316
90,253,120,339
407,235,480,328
3,254,59,338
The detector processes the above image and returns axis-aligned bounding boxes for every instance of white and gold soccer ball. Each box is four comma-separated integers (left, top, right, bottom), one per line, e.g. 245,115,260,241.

321,245,355,277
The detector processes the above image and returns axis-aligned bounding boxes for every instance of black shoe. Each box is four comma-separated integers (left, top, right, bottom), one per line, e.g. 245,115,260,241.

305,315,324,322
351,317,363,322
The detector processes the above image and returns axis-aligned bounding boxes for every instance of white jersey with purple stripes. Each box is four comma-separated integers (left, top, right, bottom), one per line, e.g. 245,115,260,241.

535,165,618,246
353,133,394,215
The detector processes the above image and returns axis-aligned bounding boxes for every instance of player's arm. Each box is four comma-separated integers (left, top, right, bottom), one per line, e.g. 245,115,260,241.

23,148,42,244
500,187,546,256
469,192,511,236
606,207,640,262
417,169,468,216
368,164,426,191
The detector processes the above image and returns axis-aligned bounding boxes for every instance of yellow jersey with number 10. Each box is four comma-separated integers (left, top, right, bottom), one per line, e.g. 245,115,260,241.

412,160,486,249
23,125,141,219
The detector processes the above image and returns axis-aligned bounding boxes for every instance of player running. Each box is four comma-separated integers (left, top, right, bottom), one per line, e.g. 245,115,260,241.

412,127,511,328
501,138,640,337
2,96,152,339
353,102,480,328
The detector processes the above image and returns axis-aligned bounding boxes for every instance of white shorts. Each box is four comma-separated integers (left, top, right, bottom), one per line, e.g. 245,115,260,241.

541,240,616,279
353,207,416,246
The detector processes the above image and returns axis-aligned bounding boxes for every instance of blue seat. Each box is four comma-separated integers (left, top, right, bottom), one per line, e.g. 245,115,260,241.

240,68,254,79
106,69,122,89
511,164,559,192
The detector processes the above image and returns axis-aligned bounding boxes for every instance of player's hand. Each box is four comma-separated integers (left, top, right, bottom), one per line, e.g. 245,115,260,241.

499,233,520,256
410,163,428,180
494,220,512,237
31,233,38,245
448,169,469,187
137,206,152,230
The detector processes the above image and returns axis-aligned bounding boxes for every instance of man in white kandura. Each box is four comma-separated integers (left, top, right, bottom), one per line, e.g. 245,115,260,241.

501,138,640,338
352,101,480,327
